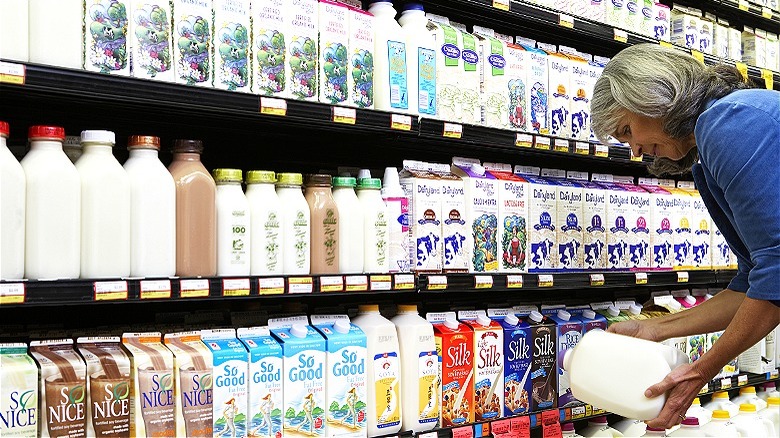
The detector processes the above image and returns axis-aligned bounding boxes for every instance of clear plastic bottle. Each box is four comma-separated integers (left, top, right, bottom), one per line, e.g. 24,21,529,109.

382,167,410,273
21,126,81,279
275,173,310,275
399,2,438,117
0,121,25,279
331,176,364,274
123,135,176,278
357,178,390,273
368,0,410,113
76,130,131,279
28,0,82,69
246,170,283,276
304,174,340,275
213,169,251,276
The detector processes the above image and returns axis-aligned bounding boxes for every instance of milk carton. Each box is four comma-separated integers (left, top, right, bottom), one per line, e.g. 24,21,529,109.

592,174,631,270
172,0,214,87
660,182,694,270
525,311,557,413
212,0,251,91
520,44,549,134
711,14,729,59
653,3,671,42
577,308,609,334
766,32,779,72
84,0,131,76
0,343,39,436
698,13,714,55
711,222,731,269
310,315,368,438
728,25,742,61
547,52,572,138
474,28,510,129
587,58,606,143
458,311,504,421
237,328,283,438
638,179,674,270
201,329,249,438
451,157,499,273
743,28,768,69
129,0,175,82
678,184,712,270
505,44,530,132
606,0,629,30
543,169,584,271
625,0,641,34
516,166,557,271
269,316,326,438
427,312,475,427
76,337,132,437
429,163,468,273
670,5,699,50
400,161,442,273
285,0,319,100
253,0,287,97
569,56,593,141
452,23,481,125
639,0,654,37
348,7,374,109
164,331,214,438
568,171,607,270
487,309,532,417
318,0,350,105
485,162,530,273
541,307,583,408
614,176,651,270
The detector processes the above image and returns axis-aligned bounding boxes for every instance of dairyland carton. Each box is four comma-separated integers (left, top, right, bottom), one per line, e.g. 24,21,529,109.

614,176,651,270
485,163,529,273
285,0,319,101
76,337,132,437
670,5,699,50
427,312,475,428
400,161,442,272
519,44,549,134
653,3,671,42
711,222,731,269
568,56,593,141
541,307,583,408
592,174,630,270
0,343,39,436
129,0,175,82
429,163,468,273
505,44,530,132
172,0,214,87
237,327,284,438
84,0,131,76
543,169,584,271
253,0,287,97
164,331,214,438
698,13,714,55
659,182,694,270
270,316,327,438
547,52,571,138
458,311,504,422
473,28,510,129
487,309,532,417
310,315,368,438
678,184,712,270
452,157,499,273
638,179,674,270
348,7,374,109
213,0,251,91
567,171,607,270
201,329,249,438
318,0,350,105
516,166,557,271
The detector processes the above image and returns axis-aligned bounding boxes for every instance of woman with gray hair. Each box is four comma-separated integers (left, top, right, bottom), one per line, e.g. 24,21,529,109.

591,43,780,429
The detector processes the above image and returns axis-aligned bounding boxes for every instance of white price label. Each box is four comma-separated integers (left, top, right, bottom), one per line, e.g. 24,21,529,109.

0,283,25,304
535,136,551,150
474,275,493,289
699,383,709,394
575,142,590,155
427,275,447,290
635,272,648,284
345,275,368,291
492,0,510,11
595,144,609,157
559,13,574,28
320,276,344,292
677,271,689,283
590,274,605,286
0,61,25,85
721,378,732,389
94,281,128,301
538,274,554,287
332,106,356,124
260,97,287,116
572,406,586,418
288,277,313,294
554,138,569,152
390,114,412,131
443,122,463,139
258,277,285,295
180,279,210,298
516,133,533,147
507,275,523,288
370,275,392,291
394,274,415,290
418,433,437,438
222,278,250,297
140,279,172,299
737,375,748,386
614,28,628,43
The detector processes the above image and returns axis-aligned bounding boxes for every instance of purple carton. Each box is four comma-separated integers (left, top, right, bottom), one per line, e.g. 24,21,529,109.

488,309,532,417
542,306,583,408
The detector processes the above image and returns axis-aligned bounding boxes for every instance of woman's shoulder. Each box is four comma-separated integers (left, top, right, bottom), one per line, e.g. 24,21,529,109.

705,89,780,121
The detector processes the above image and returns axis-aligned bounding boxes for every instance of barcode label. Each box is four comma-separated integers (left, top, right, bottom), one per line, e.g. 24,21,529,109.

390,85,400,104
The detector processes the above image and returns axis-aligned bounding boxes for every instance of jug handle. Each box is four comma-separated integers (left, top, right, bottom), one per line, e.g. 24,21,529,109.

760,417,775,437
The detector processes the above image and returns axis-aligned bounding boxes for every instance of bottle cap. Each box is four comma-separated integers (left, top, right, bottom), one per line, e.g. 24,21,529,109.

470,163,486,176
212,168,243,183
29,125,66,140
402,2,425,11
332,176,357,188
444,317,459,330
333,320,351,334
127,135,161,150
582,309,596,319
557,309,571,321
739,403,756,412
588,416,608,425
305,173,333,187
357,178,382,190
712,391,729,399
357,169,372,180
80,130,116,145
504,313,519,326
528,310,543,323
476,314,491,327
561,423,574,432
0,121,8,137
762,382,776,389
711,410,730,419
692,397,700,405
607,306,620,317
246,170,277,184
767,396,780,406
629,303,643,315
397,304,418,313
739,386,756,394
645,426,666,432
172,139,204,154
682,417,699,426
684,295,697,305
383,167,401,187
290,324,308,338
277,173,303,186
358,304,379,313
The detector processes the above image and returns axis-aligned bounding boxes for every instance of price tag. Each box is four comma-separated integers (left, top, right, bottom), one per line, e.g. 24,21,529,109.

763,7,773,18
614,28,628,43
635,272,648,285
0,61,25,85
507,275,523,288
511,416,531,438
541,409,562,438
571,406,586,419
288,277,313,294
554,138,569,152
538,274,554,288
699,383,709,394
345,275,368,291
474,275,493,289
721,378,732,389
492,419,511,435
691,50,705,64
535,136,551,150
659,41,674,48
369,275,392,290
737,375,748,386
594,144,609,157
769,369,779,379
0,283,25,304
492,0,510,11
140,279,172,300
258,277,285,295
559,13,574,28
180,279,210,298
427,275,447,290
94,281,128,301
332,106,356,124
320,276,344,292
739,0,749,11
575,141,590,155
418,433,437,438
590,274,605,287
394,274,415,290
222,278,250,297
516,133,533,148
390,113,412,131
761,69,773,90
630,150,644,162
260,97,287,116
453,426,473,438
592,407,607,415
736,62,749,80
443,122,463,139
585,405,593,416
677,271,689,283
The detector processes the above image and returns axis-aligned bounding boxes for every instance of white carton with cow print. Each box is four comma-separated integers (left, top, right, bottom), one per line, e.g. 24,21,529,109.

637,178,674,270
485,162,530,274
658,181,694,270
567,171,606,270
515,166,557,272
592,174,630,271
400,161,442,273
543,169,583,271
429,163,468,273
614,176,651,270
546,52,571,139
451,157,499,273
710,221,731,269
677,182,712,270
568,56,595,142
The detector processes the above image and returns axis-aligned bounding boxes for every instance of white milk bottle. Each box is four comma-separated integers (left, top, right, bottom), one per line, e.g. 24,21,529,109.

390,304,439,433
213,169,251,276
685,397,712,426
612,418,647,437
0,121,24,280
668,417,705,437
357,178,390,273
246,171,283,275
276,173,311,275
757,382,779,401
332,177,364,274
399,2,437,117
382,167,410,273
562,422,585,437
368,0,410,113
732,403,775,437
0,1,28,61
759,396,780,437
123,135,176,278
731,386,768,411
351,304,402,435
28,0,82,69
578,416,624,437
703,391,739,418
701,410,738,437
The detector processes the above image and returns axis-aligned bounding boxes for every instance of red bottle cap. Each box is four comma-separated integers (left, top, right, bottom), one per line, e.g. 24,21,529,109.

28,125,66,140
0,121,9,137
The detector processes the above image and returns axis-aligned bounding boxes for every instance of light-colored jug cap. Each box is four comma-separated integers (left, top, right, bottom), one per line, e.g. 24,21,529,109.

712,410,731,419
334,320,351,334
504,313,519,326
629,304,643,315
80,130,116,145
290,324,308,338
582,309,596,319
444,317,459,330
684,295,696,305
528,311,543,323
557,309,571,321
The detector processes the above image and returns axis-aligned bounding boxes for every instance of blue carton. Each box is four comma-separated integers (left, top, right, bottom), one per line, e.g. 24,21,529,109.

488,309,533,417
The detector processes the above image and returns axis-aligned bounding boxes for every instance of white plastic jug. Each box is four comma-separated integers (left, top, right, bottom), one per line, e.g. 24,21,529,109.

700,410,738,437
732,403,775,438
685,397,712,426
731,386,768,411
758,396,779,437
757,382,779,401
612,418,647,436
562,422,585,437
667,417,705,436
563,329,689,420
702,391,739,418
578,416,624,437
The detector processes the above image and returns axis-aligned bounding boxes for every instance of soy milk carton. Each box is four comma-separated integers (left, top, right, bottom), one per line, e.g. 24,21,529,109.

318,0,350,105
547,52,572,138
201,329,249,438
0,343,38,436
678,183,712,270
285,0,319,101
310,316,367,438
473,27,510,129
567,171,607,270
172,0,214,87
269,316,326,438
427,312,475,427
77,337,132,437
515,166,557,271
593,174,631,270
450,22,481,125
625,0,641,34
237,328,283,438
606,0,629,30
485,163,530,273
541,307,583,408
525,311,557,413
430,163,468,273
400,161,442,272
520,44,549,134
164,331,214,438
458,311,504,421
253,0,287,97
487,309,532,417
542,169,584,271
129,0,175,82
638,179,674,270
505,44,530,132
348,7,374,109
451,157,499,273
614,176,651,270
84,0,131,76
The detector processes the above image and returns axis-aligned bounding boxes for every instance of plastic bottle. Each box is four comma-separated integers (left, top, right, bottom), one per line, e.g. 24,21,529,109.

357,178,390,273
390,304,438,433
276,173,311,275
21,126,81,280
382,167,410,273
757,382,780,401
563,329,689,420
702,391,739,418
304,174,340,274
732,403,775,437
368,0,410,113
642,426,668,436
758,396,779,437
563,422,585,437
28,0,82,69
731,386,768,411
613,418,647,437
0,0,28,61
578,416,624,437
668,417,705,436
685,397,712,426
246,171,283,275
331,177,364,274
0,121,25,280
213,169,251,276
351,304,403,436
399,2,438,117
168,139,217,277
701,410,738,437
123,135,176,278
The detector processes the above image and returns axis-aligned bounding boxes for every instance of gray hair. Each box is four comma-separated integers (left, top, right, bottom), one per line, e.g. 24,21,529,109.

591,44,750,175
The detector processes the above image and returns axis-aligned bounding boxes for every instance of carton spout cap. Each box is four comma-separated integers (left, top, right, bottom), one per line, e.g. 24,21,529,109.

504,313,519,326
291,324,308,338
334,320,351,334
444,317,459,330
476,314,491,327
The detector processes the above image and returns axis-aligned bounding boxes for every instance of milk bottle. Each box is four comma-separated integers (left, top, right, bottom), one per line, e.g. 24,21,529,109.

270,317,326,438
568,172,607,270
677,184,712,270
351,305,402,435
429,163,468,273
171,0,213,87
547,52,572,138
382,167,410,273
311,315,368,438
276,173,311,275
515,166,557,272
348,5,375,109
305,174,341,275
319,0,350,105
22,126,81,280
83,0,131,76
253,0,286,97
0,121,24,280
237,327,283,438
543,169,584,271
356,178,390,273
660,182,694,270
668,417,706,437
638,179,674,270
701,410,738,437
400,161,442,272
164,331,214,438
653,3,671,42
473,27,510,129
129,0,174,82
245,171,283,275
612,418,647,437
519,44,549,134
214,169,251,276
686,397,712,427
733,403,775,438
458,311,504,421
332,177,364,274
487,309,532,417
368,1,409,113
485,163,529,273
452,158,500,273
0,1,27,62
202,329,249,438
0,343,39,437
284,0,319,100
76,337,132,437
391,305,439,433
526,311,557,412
562,422,585,437
542,308,583,408
399,3,436,116
427,312,475,427
613,176,651,270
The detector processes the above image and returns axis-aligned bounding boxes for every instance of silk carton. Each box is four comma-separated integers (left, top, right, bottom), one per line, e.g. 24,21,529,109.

427,312,475,428
487,309,532,417
458,311,504,421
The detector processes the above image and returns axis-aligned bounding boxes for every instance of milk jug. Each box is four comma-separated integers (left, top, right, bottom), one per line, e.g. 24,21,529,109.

369,0,409,113
642,426,667,436
213,169,251,276
685,397,712,426
459,311,504,421
276,173,311,275
356,178,390,274
332,177,364,274
759,397,780,438
703,392,739,418
562,422,585,437
201,329,249,438
0,121,24,280
427,312,475,427
612,418,647,437
351,305,402,435
732,403,775,438
399,3,437,117
578,416,624,437
701,410,738,437
758,382,780,401
484,163,529,273
129,0,175,82
0,343,39,437
246,171,283,276
382,167,410,273
237,327,283,438
668,417,705,437
731,386,768,411
390,305,438,433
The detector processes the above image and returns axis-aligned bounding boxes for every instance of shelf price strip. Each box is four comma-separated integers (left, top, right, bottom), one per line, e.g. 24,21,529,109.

393,274,415,290
222,279,250,297
594,144,609,157
0,61,25,85
288,277,314,294
369,275,392,291
452,425,474,438
613,28,628,43
140,279,172,300
345,275,368,292
320,276,344,292
677,271,689,283
474,275,493,289
332,106,356,125
516,133,533,148
492,0,509,11
737,375,748,386
390,114,412,131
94,281,128,301
427,275,447,290
559,13,574,29
443,122,463,139
538,274,554,288
180,279,210,298
590,274,605,287
259,97,287,116
258,277,285,295
635,272,648,285
0,283,25,304
507,275,523,288
554,139,569,153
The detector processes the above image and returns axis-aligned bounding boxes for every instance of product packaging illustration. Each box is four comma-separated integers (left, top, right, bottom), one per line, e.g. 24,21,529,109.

172,0,214,87
76,337,132,437
213,0,251,92
285,0,319,101
451,157,499,273
129,0,175,82
201,328,249,438
237,327,284,438
485,162,529,274
458,311,504,422
0,343,39,437
164,331,214,438
253,0,287,97
427,312,475,428
84,0,131,76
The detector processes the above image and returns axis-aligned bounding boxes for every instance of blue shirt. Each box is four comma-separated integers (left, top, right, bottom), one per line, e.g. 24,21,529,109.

693,88,780,305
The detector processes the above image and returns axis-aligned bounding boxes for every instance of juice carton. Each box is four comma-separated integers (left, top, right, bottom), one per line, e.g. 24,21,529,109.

429,163,468,273
473,27,510,129
485,162,529,273
400,161,442,273
677,184,712,270
121,332,176,437
670,5,699,50
638,179,674,270
213,0,251,91
568,55,593,141
525,311,557,413
542,169,584,271
347,6,374,109
164,331,214,438
285,0,319,101
172,0,214,87
505,44,530,132
518,44,549,134
426,312,475,427
201,329,249,438
310,315,368,438
567,171,607,270
237,327,283,438
76,337,132,437
541,307,583,408
30,339,87,438
613,176,651,270
546,52,572,138
458,311,504,421
84,0,131,76
515,166,557,271
653,2,671,42
252,0,287,97
129,0,175,82
487,309,532,417
318,0,350,105
659,182,694,270
451,157,500,273
592,174,631,270
0,343,39,436
269,316,326,438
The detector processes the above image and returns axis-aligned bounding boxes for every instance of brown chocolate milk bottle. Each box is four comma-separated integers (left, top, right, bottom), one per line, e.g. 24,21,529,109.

168,140,217,277
304,174,340,274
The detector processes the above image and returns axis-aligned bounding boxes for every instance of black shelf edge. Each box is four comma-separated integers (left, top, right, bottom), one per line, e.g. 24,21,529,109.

720,0,780,28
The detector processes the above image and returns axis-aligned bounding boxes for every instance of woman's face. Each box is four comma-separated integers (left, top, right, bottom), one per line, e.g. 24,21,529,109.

612,111,696,160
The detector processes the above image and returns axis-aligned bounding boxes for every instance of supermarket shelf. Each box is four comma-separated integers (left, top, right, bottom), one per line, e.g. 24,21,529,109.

717,0,780,27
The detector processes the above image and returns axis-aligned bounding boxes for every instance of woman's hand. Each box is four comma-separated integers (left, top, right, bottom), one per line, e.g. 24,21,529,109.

643,363,711,429
606,319,660,342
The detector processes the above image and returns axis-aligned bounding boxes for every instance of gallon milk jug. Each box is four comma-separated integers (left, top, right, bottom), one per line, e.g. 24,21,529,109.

701,410,738,437
562,422,585,437
0,121,24,280
213,169,251,276
612,418,647,437
398,2,437,117
390,304,439,433
578,416,624,437
732,403,775,437
758,396,780,437
368,0,410,113
731,386,768,411
332,177,364,274
668,417,705,437
757,382,779,401
563,329,689,420
702,391,739,418
685,397,712,426
351,305,402,435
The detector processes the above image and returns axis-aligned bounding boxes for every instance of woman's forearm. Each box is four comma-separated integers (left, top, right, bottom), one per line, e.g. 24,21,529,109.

647,289,746,341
